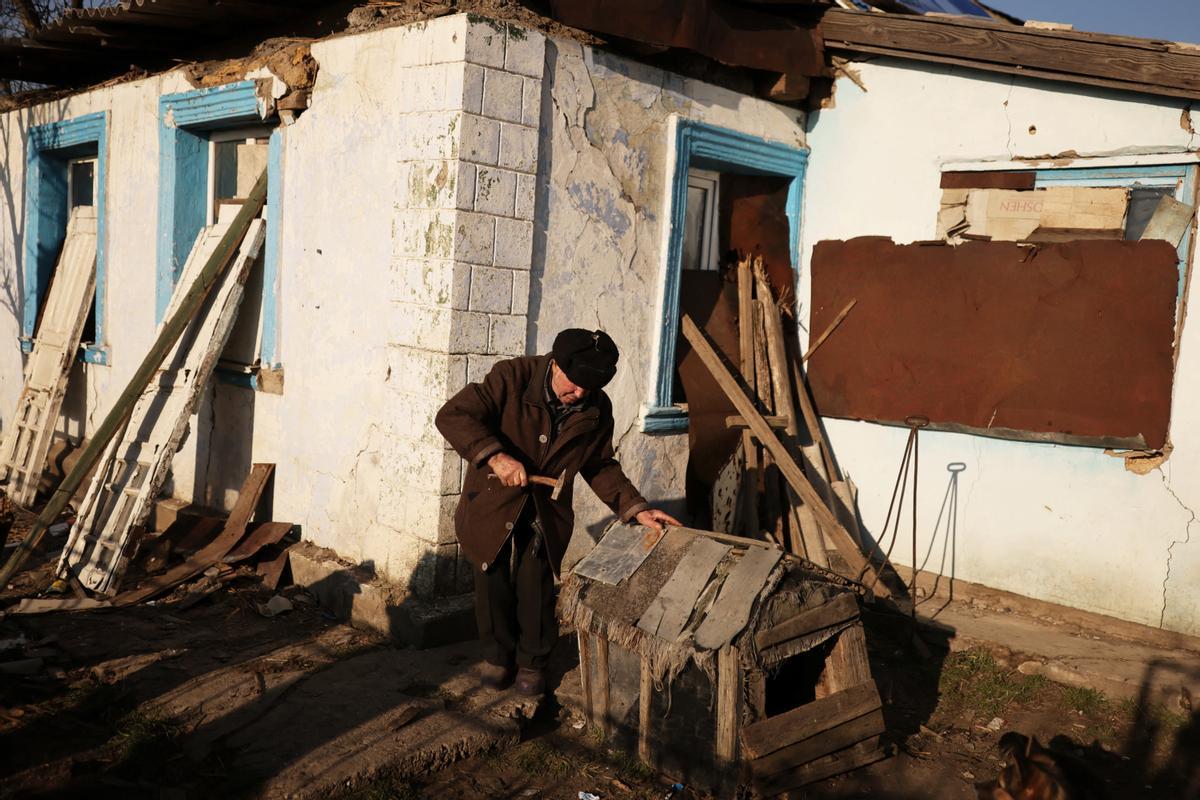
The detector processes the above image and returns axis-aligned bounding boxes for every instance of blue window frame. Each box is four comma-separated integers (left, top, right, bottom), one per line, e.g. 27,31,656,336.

157,81,284,373
1033,164,1197,300
644,119,809,433
24,112,109,365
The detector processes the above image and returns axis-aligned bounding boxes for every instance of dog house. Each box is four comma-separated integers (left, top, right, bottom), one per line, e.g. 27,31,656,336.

563,524,888,797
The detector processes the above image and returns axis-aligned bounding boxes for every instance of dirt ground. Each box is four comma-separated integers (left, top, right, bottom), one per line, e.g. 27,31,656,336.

1,507,1197,800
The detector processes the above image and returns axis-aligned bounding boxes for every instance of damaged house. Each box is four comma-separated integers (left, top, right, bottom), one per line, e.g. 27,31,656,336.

0,0,1198,660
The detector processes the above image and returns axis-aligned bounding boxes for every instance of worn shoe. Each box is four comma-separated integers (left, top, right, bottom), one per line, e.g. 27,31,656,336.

514,667,545,697
479,661,516,690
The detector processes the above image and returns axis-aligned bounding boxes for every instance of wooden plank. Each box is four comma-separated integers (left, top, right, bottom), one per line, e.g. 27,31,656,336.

671,524,778,552
0,208,97,507
751,708,885,780
725,414,789,430
638,652,652,765
715,645,739,767
222,521,295,564
752,299,773,414
1141,195,1195,246
60,217,267,595
578,629,594,725
694,545,782,650
709,442,744,535
741,682,881,760
0,171,269,592
737,257,759,537
802,298,856,364
820,8,1200,98
761,737,887,795
795,502,829,567
756,270,797,438
755,592,859,650
636,535,730,640
112,463,275,606
819,624,874,696
572,522,664,585
681,316,889,597
256,543,292,591
596,636,611,738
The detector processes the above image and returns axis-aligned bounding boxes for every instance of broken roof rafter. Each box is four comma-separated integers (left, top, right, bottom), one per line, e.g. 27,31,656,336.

821,8,1200,100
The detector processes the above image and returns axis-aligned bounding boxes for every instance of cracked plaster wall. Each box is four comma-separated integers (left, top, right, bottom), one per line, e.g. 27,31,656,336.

532,39,807,565
799,57,1200,636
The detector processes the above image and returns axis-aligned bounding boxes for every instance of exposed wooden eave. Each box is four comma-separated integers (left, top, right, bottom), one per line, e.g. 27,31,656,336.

820,8,1200,101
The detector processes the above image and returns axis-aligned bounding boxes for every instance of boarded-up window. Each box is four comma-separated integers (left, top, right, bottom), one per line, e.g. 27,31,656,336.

807,238,1179,450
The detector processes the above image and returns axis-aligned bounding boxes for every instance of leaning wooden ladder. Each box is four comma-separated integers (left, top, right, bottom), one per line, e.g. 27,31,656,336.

58,213,266,595
0,207,98,507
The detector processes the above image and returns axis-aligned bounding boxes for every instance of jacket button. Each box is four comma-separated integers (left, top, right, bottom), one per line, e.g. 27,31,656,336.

505,522,514,530
481,562,489,571
538,434,548,443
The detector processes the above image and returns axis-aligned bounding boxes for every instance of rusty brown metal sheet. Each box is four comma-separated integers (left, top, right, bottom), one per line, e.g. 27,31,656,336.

549,0,825,79
807,238,1179,450
940,171,1036,190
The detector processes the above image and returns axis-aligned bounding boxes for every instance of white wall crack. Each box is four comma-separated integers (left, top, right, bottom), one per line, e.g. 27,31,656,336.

1158,467,1196,627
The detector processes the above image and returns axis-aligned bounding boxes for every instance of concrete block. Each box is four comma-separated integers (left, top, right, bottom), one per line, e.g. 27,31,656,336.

449,310,490,353
400,63,464,112
474,166,517,217
514,173,536,220
465,17,506,69
521,77,542,127
289,541,476,648
467,353,505,385
469,265,515,314
460,113,500,166
404,160,457,210
454,211,496,265
390,14,468,67
389,258,469,309
498,122,537,173
394,110,460,161
456,162,476,211
504,26,546,78
463,63,484,115
386,346,467,398
512,270,530,315
407,393,451,448
390,304,451,351
489,313,527,356
493,217,534,270
482,68,524,124
393,209,455,259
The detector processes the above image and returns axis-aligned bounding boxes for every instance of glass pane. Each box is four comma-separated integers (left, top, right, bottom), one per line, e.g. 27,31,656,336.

69,161,94,208
682,184,707,270
1125,186,1176,240
213,140,239,202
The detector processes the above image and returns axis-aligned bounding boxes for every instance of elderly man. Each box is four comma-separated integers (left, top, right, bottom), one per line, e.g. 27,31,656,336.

435,329,679,696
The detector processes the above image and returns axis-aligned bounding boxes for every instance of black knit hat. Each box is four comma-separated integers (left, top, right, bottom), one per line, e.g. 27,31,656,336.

552,328,619,390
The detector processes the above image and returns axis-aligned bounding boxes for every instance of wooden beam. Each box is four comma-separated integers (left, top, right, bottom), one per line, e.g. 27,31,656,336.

741,682,881,759
680,316,890,597
715,645,739,767
755,592,859,651
638,652,652,765
596,636,611,738
737,258,760,536
726,414,790,430
578,630,593,725
761,736,887,795
818,625,874,697
821,8,1200,100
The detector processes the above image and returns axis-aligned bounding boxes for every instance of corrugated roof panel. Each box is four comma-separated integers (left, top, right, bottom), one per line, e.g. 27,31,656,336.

899,0,991,16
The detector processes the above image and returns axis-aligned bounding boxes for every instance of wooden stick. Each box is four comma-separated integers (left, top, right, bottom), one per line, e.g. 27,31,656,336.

736,258,759,536
578,629,593,725
596,636,611,738
756,269,799,438
786,327,841,483
0,171,270,590
725,414,790,430
803,298,857,363
681,315,891,598
638,652,652,765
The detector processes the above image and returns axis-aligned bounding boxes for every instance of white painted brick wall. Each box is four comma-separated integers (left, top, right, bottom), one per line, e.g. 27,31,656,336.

384,17,544,595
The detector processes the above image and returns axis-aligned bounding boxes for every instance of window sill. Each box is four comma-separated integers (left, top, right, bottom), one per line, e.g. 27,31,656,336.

641,404,688,433
214,363,284,395
18,337,109,366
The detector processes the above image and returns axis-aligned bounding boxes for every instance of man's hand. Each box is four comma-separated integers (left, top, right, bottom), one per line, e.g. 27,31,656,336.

488,452,528,488
635,508,682,533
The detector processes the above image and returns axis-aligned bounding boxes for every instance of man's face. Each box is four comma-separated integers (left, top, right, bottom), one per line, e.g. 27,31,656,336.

550,361,589,406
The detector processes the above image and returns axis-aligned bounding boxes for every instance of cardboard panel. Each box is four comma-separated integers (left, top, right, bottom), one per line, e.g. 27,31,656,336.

808,238,1178,450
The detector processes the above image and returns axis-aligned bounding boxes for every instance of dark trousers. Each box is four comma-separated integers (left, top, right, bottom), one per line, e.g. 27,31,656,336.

474,517,557,669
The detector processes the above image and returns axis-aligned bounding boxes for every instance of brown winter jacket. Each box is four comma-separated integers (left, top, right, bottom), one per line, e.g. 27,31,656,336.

435,354,648,576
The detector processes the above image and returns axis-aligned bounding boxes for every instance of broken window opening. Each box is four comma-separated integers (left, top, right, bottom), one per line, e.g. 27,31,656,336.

206,126,271,372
